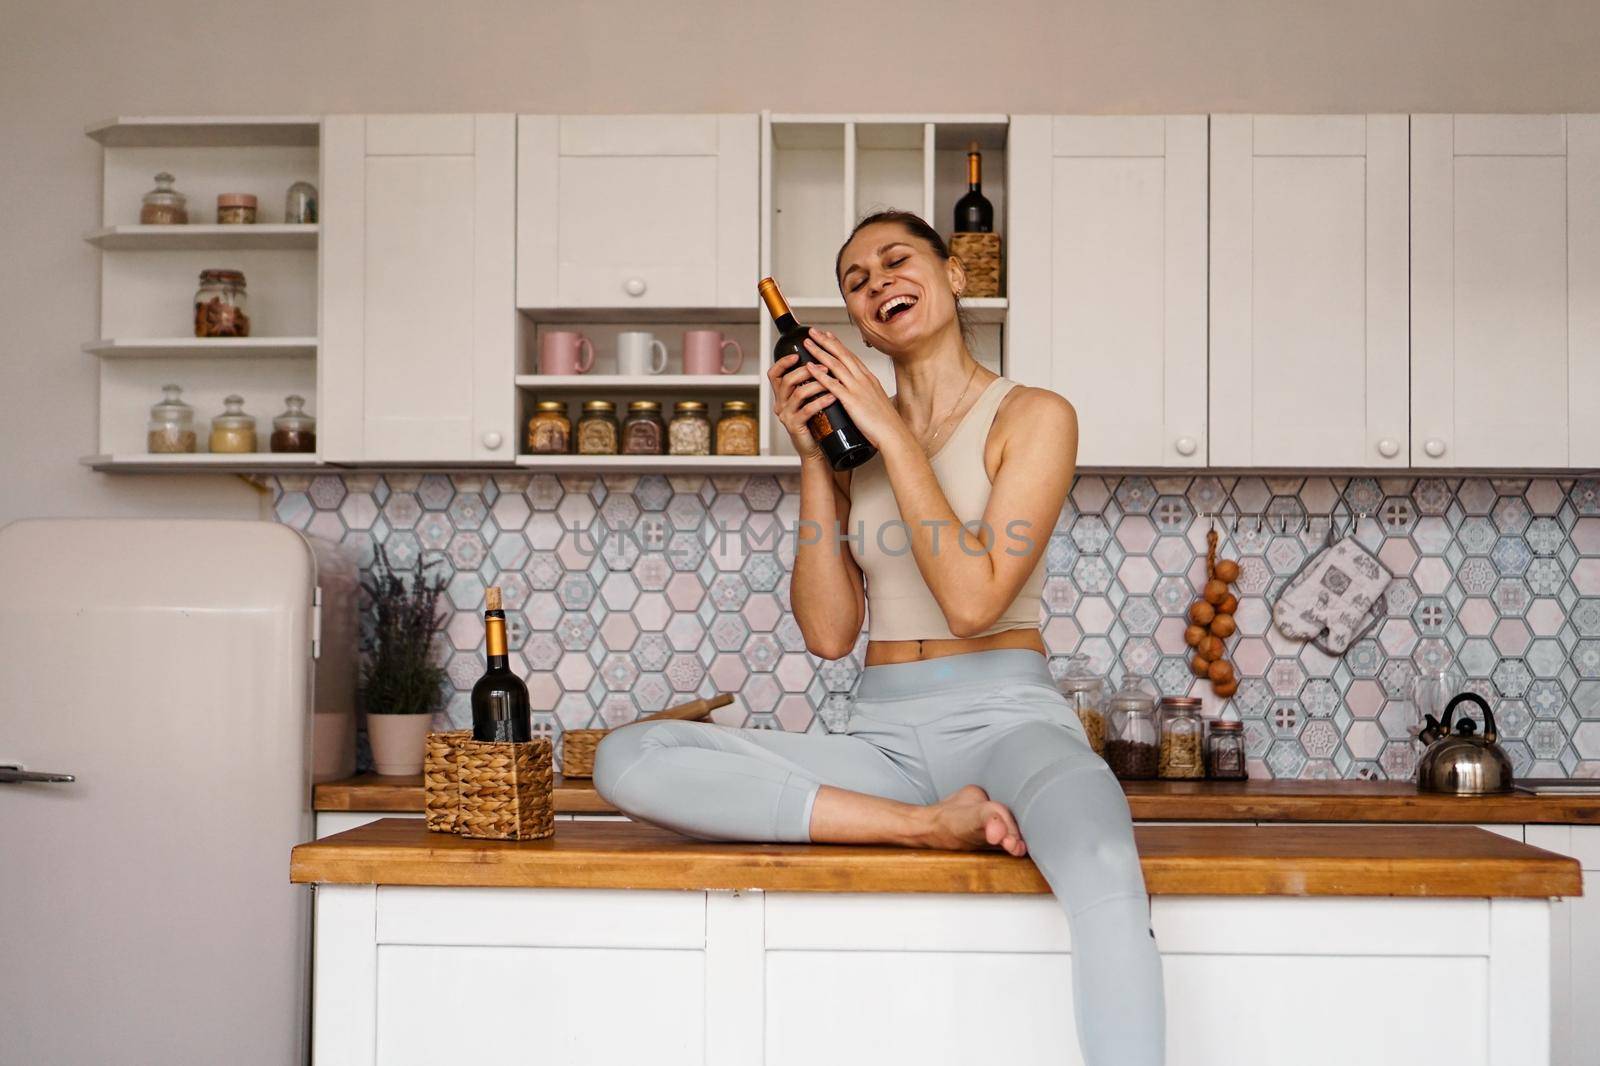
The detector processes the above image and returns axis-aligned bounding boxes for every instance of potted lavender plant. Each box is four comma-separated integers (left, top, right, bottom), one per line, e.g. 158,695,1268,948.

360,547,449,775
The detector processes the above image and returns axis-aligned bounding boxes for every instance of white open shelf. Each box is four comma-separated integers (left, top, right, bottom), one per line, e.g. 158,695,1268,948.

514,374,763,390
86,116,320,148
84,337,318,359
514,454,800,473
82,453,327,472
85,224,318,251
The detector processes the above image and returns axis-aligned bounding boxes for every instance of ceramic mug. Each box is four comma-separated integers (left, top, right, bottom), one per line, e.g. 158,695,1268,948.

682,330,744,375
539,331,595,375
617,331,669,376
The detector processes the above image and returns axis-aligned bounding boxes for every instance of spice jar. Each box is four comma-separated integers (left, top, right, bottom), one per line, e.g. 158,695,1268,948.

1206,719,1248,780
526,400,571,454
140,172,188,225
1056,654,1106,755
270,394,317,453
216,193,257,224
577,400,619,455
146,384,196,453
1158,696,1205,779
715,400,759,456
208,394,257,454
622,401,665,455
1105,680,1159,779
194,269,250,337
284,181,317,224
669,401,712,455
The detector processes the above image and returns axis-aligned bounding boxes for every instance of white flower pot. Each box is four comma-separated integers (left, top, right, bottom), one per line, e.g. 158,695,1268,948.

366,713,434,776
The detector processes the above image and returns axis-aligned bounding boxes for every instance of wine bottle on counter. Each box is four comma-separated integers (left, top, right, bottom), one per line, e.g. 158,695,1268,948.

758,277,877,471
953,141,994,234
472,587,531,743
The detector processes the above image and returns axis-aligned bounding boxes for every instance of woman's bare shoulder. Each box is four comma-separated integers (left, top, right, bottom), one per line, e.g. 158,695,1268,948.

996,382,1077,434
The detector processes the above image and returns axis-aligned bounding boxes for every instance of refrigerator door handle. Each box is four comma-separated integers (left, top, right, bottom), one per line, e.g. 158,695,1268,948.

0,763,76,784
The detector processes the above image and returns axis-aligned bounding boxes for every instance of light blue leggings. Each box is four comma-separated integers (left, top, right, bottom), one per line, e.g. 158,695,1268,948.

593,648,1166,1066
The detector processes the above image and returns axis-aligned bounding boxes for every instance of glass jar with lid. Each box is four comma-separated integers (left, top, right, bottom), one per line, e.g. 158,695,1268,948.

1105,679,1159,779
208,395,257,454
622,401,665,455
526,400,571,454
1158,696,1205,779
194,269,250,337
216,193,257,224
270,394,317,453
1056,653,1106,755
668,401,711,455
146,384,196,453
577,400,619,455
1206,719,1248,780
715,400,758,456
140,172,188,225
284,181,318,224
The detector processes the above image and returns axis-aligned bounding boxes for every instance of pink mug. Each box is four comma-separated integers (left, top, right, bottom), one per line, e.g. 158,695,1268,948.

682,330,744,375
539,331,595,375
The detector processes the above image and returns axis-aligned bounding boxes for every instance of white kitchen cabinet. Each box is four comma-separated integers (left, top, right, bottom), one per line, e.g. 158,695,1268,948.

321,114,515,462
1524,824,1598,1066
1209,115,1410,468
517,114,758,309
1006,116,1207,467
1412,115,1600,468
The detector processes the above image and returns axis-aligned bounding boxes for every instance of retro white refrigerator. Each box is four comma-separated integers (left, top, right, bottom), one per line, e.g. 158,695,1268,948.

0,518,352,1065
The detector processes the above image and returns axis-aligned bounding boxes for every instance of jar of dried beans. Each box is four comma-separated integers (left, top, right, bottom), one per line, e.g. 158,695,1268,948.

668,401,711,456
526,400,571,454
1105,681,1159,780
1158,696,1205,779
208,394,257,454
140,172,188,225
621,401,665,455
577,400,619,455
715,400,758,456
146,384,196,453
194,269,250,337
216,193,257,224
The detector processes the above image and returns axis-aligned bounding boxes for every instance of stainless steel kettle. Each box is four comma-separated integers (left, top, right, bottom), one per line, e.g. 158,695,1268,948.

1415,692,1514,795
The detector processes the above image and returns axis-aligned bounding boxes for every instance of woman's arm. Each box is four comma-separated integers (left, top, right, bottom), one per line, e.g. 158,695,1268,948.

800,332,1077,638
790,460,867,659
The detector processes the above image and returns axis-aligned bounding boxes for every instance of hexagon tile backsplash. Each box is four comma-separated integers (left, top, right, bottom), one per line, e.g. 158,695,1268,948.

267,472,1600,780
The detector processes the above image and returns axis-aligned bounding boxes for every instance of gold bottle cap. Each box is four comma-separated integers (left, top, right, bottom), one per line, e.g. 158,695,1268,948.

485,587,502,611
627,400,661,412
722,400,753,413
533,400,567,412
757,276,790,319
582,399,616,412
674,400,707,413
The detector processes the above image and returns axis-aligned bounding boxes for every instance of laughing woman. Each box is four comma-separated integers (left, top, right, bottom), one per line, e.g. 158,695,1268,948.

594,210,1165,1065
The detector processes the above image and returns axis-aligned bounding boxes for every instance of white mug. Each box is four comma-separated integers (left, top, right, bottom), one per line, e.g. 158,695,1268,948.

616,331,668,376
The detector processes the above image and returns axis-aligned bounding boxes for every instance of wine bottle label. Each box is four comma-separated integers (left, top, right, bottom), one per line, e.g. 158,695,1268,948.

809,410,834,437
486,616,508,657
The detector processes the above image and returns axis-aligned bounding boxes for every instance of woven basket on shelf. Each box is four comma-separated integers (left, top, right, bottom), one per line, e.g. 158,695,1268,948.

949,232,1002,299
423,731,555,841
561,728,607,778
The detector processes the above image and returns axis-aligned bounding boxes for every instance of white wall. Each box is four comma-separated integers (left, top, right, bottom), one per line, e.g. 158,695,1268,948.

5,0,1600,526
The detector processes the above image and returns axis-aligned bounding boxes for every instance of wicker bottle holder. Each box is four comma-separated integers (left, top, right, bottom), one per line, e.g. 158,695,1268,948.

423,730,555,841
949,232,1002,298
561,729,606,778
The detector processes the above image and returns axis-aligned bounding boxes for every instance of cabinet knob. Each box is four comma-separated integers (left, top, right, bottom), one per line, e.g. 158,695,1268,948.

1174,436,1198,457
482,431,504,451
1377,438,1400,458
1424,438,1447,459
623,277,647,298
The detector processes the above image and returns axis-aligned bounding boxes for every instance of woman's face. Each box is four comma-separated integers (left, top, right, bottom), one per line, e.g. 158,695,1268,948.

836,222,962,356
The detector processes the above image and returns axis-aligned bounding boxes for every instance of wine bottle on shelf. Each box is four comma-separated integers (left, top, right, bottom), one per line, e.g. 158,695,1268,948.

758,277,877,471
471,587,532,743
952,141,994,234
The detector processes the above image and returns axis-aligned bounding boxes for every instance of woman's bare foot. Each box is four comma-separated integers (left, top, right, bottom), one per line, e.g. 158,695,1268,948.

914,784,1028,856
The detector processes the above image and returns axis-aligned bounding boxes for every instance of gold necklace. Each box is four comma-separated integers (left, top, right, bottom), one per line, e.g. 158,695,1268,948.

919,363,982,453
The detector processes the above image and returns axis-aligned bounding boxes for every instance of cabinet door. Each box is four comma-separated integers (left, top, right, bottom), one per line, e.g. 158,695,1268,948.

321,114,515,462
1210,115,1409,468
1412,115,1600,468
517,114,758,309
1006,116,1207,467
1525,825,1600,1066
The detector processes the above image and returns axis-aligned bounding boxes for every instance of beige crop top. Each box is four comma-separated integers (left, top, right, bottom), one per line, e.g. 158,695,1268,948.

846,376,1047,642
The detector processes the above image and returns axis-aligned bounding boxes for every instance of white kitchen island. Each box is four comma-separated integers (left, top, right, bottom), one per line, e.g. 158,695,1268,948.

294,818,1579,1066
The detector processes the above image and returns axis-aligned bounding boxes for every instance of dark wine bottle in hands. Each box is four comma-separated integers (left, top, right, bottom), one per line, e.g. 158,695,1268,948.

759,276,877,471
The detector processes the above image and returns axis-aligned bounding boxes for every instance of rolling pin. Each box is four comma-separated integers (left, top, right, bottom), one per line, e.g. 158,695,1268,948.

634,692,734,724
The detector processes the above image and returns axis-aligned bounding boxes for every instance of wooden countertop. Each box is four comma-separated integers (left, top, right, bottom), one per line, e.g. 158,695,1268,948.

291,817,1582,898
314,773,1600,824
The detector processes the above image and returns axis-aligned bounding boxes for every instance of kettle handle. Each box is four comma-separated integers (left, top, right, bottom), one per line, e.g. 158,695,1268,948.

1444,691,1496,744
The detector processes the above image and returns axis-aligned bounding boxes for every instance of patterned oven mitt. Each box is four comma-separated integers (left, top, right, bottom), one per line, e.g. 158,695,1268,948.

1271,536,1393,653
